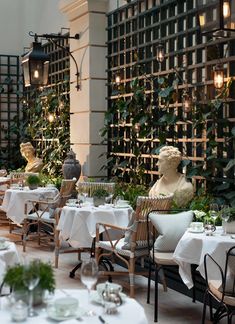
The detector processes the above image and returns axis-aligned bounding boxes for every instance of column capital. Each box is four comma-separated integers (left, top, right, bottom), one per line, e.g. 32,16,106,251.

59,0,108,20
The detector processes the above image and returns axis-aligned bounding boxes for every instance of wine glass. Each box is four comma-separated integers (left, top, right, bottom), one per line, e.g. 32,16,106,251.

209,203,219,227
23,258,40,317
221,205,230,236
80,258,99,316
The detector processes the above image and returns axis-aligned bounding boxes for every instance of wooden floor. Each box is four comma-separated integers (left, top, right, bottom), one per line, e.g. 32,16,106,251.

0,224,216,323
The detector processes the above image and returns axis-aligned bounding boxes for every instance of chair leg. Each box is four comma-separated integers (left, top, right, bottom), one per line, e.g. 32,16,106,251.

129,257,135,298
147,256,152,304
208,293,213,321
201,290,208,324
154,264,160,322
159,268,167,292
54,229,60,268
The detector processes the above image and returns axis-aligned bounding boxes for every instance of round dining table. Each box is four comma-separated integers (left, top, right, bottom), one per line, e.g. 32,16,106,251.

57,204,133,248
0,288,148,323
173,227,235,289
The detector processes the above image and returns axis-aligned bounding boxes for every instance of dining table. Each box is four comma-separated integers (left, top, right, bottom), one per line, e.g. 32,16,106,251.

0,288,148,323
57,204,133,249
173,227,235,289
0,187,59,225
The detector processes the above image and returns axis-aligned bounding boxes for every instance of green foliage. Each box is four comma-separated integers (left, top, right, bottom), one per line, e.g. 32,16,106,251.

23,81,70,178
114,182,148,209
39,173,62,190
218,207,235,223
26,174,41,185
3,261,55,292
93,188,109,198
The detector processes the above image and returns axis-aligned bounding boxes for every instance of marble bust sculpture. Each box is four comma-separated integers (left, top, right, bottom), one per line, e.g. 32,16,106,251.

149,146,194,207
20,142,43,173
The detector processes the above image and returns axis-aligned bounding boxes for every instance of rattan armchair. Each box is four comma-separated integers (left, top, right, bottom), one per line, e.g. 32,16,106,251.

95,194,174,298
22,179,76,252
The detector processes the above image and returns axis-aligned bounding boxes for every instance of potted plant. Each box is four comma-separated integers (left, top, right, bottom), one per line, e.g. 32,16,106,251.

3,260,55,305
26,174,41,190
93,188,109,207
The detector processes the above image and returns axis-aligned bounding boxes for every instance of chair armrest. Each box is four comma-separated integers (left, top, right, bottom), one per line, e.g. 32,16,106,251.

96,222,128,232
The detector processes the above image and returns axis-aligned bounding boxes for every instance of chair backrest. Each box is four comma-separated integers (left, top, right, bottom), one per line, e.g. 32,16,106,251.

59,179,77,207
204,245,235,298
77,181,115,197
134,194,174,243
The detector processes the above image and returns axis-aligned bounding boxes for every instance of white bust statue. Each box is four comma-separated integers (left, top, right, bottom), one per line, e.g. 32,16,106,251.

149,146,194,207
20,142,43,173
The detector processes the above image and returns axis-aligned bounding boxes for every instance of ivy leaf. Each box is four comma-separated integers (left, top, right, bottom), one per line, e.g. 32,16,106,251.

231,127,235,137
214,182,230,192
158,77,165,85
224,159,235,172
181,159,191,167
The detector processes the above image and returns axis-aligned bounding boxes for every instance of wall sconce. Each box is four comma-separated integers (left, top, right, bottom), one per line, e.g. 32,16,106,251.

156,43,165,63
213,63,224,89
22,31,80,90
182,89,192,113
115,73,121,85
196,0,235,35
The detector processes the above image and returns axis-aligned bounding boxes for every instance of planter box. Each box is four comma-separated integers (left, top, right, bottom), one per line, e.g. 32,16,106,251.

223,221,235,234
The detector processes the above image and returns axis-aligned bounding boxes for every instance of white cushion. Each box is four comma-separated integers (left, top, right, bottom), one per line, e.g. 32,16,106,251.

149,211,194,252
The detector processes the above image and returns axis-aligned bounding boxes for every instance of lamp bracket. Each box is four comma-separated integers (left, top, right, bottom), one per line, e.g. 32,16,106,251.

28,31,80,90
29,31,79,41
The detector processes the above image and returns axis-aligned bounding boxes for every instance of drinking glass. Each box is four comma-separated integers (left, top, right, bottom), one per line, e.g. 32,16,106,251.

23,258,40,317
80,258,98,316
209,203,219,226
221,205,230,236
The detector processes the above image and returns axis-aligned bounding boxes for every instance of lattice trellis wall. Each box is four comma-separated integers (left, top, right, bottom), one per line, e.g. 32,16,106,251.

0,55,22,169
106,0,235,197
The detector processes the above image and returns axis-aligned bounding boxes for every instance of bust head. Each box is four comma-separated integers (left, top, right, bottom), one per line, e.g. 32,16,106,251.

157,146,182,175
20,142,35,162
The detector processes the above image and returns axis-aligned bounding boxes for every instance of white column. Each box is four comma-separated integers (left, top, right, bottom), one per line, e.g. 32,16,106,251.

59,0,108,178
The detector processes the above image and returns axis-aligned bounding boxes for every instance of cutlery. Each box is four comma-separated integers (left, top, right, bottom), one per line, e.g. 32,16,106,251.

98,315,109,324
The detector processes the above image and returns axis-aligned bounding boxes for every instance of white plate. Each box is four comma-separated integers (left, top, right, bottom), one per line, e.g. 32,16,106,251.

66,203,79,207
114,205,130,209
47,307,85,321
0,242,9,250
188,228,204,233
90,291,126,305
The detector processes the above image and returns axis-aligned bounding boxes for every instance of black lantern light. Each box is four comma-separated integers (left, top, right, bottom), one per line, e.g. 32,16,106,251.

213,63,224,89
22,38,49,88
196,0,235,35
22,31,80,90
156,43,165,63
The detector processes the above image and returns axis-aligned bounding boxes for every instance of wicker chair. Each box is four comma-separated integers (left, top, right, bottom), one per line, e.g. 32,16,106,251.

95,194,174,298
22,179,76,252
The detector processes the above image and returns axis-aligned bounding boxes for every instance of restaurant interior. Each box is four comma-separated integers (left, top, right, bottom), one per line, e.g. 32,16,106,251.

0,0,235,323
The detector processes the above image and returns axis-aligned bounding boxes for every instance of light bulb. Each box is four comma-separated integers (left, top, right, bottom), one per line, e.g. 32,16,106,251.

34,70,39,79
115,74,121,85
223,1,230,18
199,13,205,27
156,43,165,63
213,64,224,89
48,114,55,123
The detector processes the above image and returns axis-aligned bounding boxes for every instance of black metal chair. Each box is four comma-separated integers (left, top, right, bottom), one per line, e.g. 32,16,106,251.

146,209,196,322
202,246,235,324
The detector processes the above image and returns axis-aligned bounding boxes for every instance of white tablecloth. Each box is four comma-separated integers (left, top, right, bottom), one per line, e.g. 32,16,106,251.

57,205,133,248
0,187,58,225
0,242,21,283
173,228,235,289
0,288,148,324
